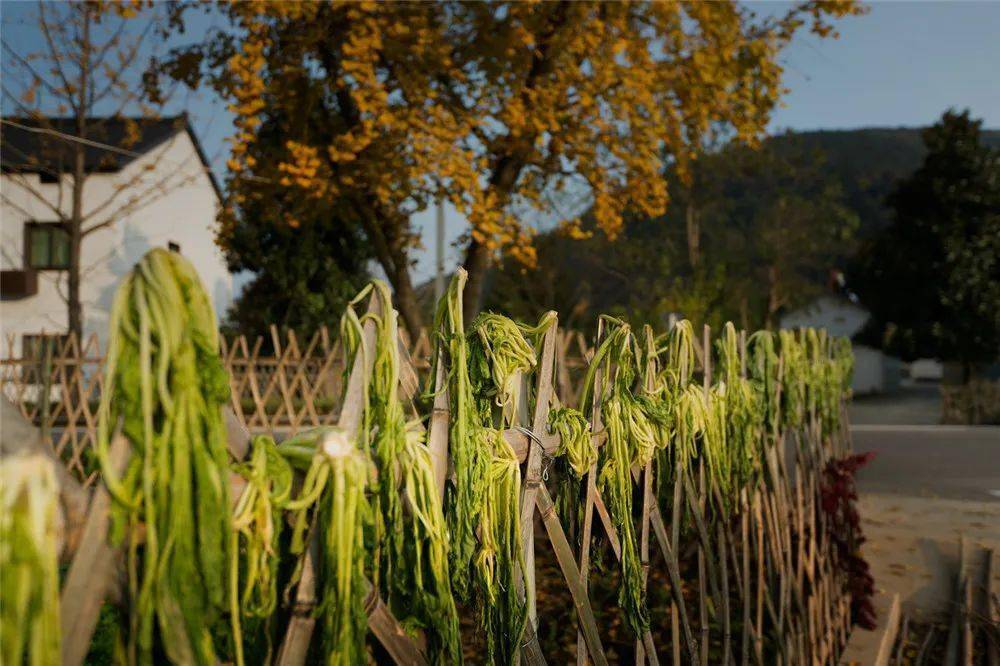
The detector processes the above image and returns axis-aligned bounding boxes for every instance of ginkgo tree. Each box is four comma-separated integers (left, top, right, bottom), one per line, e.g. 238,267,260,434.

154,0,863,333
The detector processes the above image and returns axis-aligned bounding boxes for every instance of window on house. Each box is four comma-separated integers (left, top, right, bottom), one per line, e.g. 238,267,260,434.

26,222,70,270
168,241,181,253
22,333,70,360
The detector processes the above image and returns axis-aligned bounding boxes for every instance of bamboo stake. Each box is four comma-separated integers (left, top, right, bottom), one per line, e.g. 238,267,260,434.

636,460,654,666
753,493,765,666
698,466,709,666
518,318,557,635
577,320,604,666
649,496,699,659
719,522,733,666
670,459,685,666
536,485,609,666
741,491,752,666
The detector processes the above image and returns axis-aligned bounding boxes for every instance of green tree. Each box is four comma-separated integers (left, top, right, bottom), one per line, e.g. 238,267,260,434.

486,135,858,332
855,110,1000,374
222,115,372,339
153,1,861,331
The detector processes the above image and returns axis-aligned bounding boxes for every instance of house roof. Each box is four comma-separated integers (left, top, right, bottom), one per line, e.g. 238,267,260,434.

1,114,223,201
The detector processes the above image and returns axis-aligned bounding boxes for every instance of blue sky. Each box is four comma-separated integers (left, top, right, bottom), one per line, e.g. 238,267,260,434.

3,1,998,284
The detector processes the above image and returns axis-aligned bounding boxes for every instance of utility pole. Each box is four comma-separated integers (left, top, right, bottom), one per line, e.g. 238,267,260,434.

434,198,445,303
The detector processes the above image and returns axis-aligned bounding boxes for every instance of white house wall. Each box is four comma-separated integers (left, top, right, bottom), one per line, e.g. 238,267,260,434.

1,130,231,356
778,295,870,340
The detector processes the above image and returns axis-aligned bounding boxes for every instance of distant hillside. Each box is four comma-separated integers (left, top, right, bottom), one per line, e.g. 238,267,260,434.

770,127,1000,237
436,125,1000,327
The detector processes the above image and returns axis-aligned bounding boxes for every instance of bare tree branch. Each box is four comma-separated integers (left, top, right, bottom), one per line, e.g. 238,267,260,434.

0,44,65,103
36,2,79,112
0,171,69,221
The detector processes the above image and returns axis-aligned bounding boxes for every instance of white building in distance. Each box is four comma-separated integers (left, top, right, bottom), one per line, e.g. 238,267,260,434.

780,294,901,394
1,115,232,358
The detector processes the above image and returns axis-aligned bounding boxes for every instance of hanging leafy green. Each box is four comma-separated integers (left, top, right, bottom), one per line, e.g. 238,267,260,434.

342,281,461,664
429,271,486,601
466,307,534,665
229,434,293,662
548,406,596,477
748,330,780,440
778,329,808,433
429,272,527,665
95,248,233,665
0,453,61,666
278,427,373,666
715,323,761,501
582,318,650,636
468,312,536,423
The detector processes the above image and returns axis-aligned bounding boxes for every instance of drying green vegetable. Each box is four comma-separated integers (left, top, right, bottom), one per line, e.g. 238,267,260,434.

715,323,761,501
582,317,650,636
548,406,596,477
95,248,232,665
474,427,526,665
778,329,808,433
430,271,527,665
468,311,536,423
429,271,486,600
229,434,293,662
342,281,460,664
748,330,780,440
283,428,373,666
1,453,61,666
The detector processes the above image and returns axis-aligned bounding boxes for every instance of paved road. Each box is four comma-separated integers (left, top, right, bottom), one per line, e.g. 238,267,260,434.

852,424,1000,502
848,382,942,426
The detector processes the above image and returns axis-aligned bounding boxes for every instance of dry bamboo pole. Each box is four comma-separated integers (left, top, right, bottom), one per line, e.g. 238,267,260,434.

649,493,699,659
741,491,752,666
710,485,738,665
636,327,657,666
670,452,685,666
518,318,557,634
719,522,733,666
576,319,604,666
636,461,655,666
672,605,681,666
426,342,450,500
697,465,710,666
698,325,710,666
536,485,609,666
753,491,765,665
59,433,129,666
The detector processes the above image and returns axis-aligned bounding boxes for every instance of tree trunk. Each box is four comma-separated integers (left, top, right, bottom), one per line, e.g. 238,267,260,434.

391,266,424,339
461,237,493,326
67,219,83,341
686,201,701,270
354,200,425,335
68,78,87,341
764,265,781,330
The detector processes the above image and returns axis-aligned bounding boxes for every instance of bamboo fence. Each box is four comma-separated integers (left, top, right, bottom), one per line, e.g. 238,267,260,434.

27,301,862,665
1,327,593,487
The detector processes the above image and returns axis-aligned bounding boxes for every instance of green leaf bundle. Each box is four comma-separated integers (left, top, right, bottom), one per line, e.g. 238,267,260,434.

0,453,61,666
95,248,232,665
584,318,650,636
548,406,596,477
343,281,461,664
714,323,761,502
431,272,528,666
229,434,293,662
